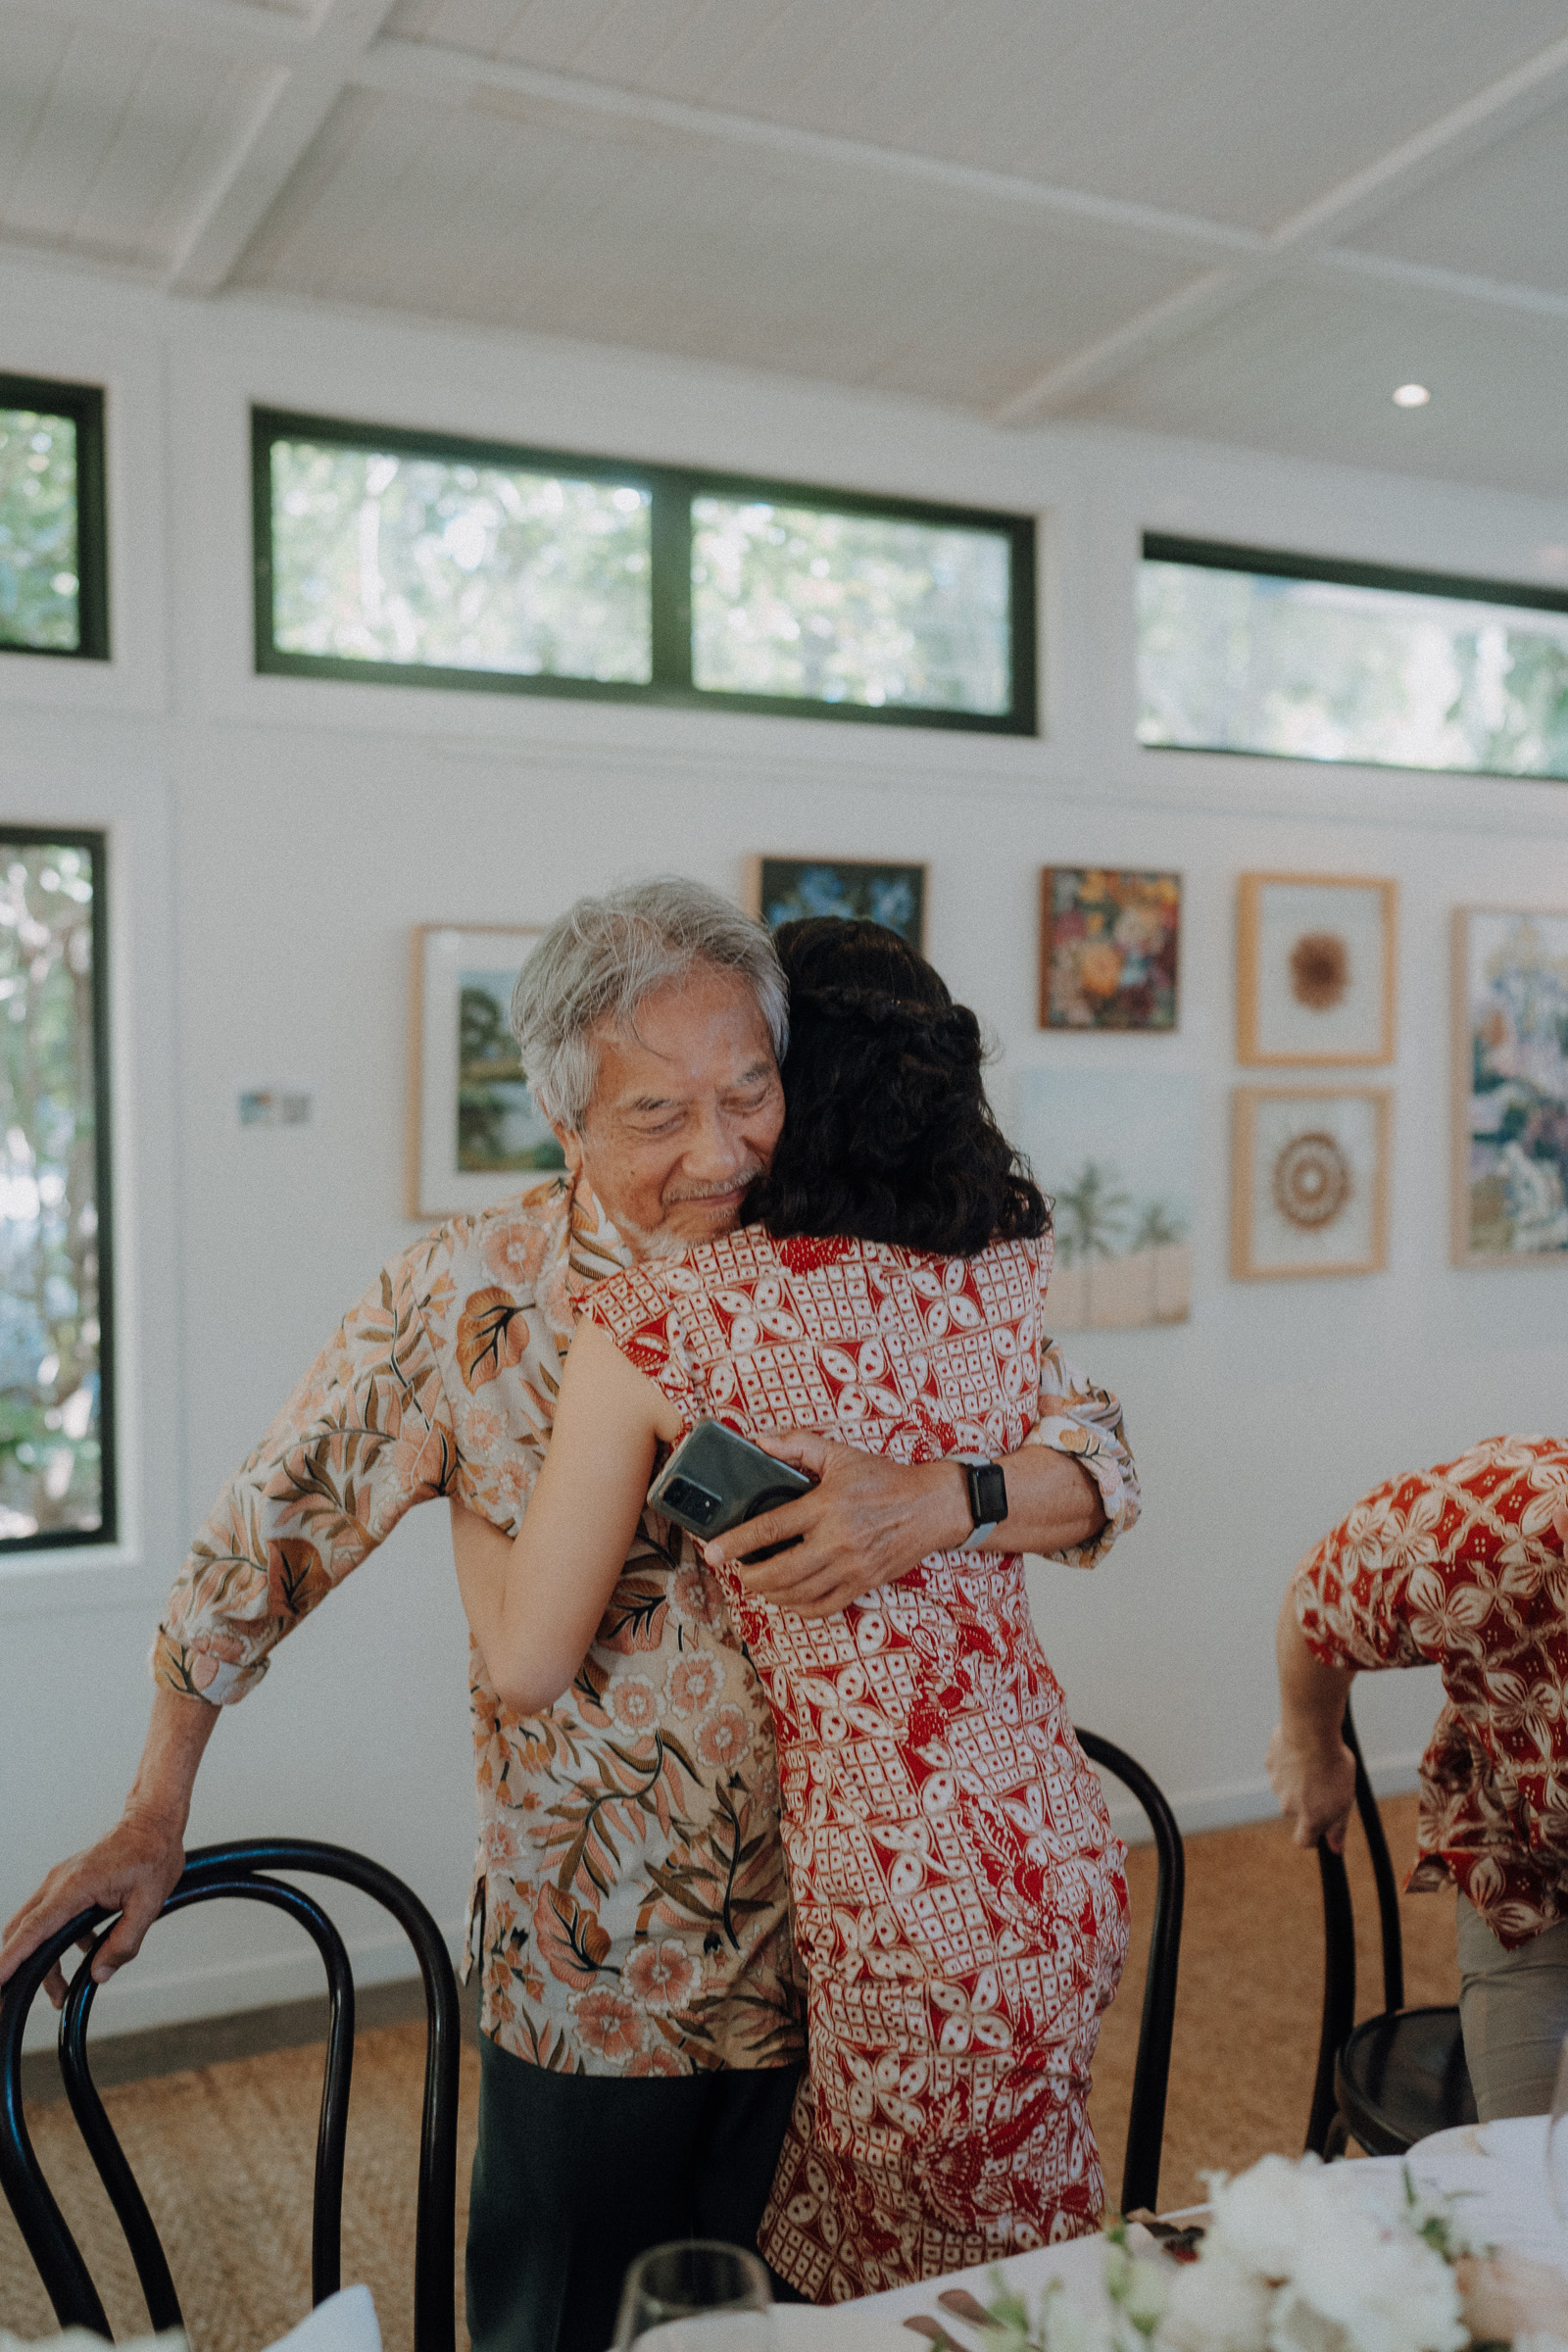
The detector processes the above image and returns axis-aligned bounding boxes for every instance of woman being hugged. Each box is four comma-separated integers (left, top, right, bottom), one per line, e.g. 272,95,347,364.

457,918,1130,2299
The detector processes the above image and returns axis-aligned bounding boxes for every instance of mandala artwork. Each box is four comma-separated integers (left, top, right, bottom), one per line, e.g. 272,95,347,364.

1271,1130,1352,1230
1233,1087,1389,1279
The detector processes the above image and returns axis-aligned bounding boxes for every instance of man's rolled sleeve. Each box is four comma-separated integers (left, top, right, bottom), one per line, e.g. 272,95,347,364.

1291,1468,1439,1676
1024,1340,1140,1567
153,1252,459,1706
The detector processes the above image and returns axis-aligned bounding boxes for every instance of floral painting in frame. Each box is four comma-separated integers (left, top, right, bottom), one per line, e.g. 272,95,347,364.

1040,867,1181,1030
1231,1086,1391,1280
754,857,926,950
1016,1069,1196,1329
409,924,564,1219
1452,906,1568,1265
1237,873,1396,1065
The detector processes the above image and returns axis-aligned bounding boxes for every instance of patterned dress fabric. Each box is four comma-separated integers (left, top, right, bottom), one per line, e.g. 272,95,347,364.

586,1226,1132,2297
1294,1433,1568,1949
154,1173,1139,2079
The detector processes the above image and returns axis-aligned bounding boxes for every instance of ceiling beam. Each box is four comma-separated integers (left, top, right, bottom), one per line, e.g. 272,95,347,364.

351,36,1265,267
1316,246,1568,326
0,0,309,62
991,24,1568,423
167,0,401,295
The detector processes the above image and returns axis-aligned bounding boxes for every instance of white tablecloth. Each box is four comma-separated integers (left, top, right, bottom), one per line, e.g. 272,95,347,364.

771,2125,1568,2347
1404,2114,1567,2277
771,2222,1178,2349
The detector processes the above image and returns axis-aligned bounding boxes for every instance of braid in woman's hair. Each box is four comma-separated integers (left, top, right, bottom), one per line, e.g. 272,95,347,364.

744,918,1049,1258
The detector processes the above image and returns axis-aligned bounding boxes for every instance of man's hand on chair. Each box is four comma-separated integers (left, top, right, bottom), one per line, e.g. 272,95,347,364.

2,1686,217,2007
1266,1723,1358,1854
1,1808,187,2009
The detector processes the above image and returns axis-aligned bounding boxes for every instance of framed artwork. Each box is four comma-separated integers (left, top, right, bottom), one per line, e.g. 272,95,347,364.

1040,867,1181,1030
1016,1070,1197,1329
1452,907,1568,1266
1231,1087,1390,1280
752,857,926,949
409,925,564,1220
1237,874,1396,1065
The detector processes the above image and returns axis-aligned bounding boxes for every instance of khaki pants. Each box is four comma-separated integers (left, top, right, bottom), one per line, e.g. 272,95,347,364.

1457,1893,1568,2120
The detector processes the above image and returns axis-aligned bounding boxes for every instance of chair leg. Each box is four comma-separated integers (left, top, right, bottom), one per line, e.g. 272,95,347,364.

1322,2111,1349,2162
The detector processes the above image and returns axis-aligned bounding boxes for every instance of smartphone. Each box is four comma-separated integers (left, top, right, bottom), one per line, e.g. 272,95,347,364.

648,1419,814,1557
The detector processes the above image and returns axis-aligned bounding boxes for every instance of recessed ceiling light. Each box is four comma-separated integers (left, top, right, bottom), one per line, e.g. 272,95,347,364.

1393,383,1431,408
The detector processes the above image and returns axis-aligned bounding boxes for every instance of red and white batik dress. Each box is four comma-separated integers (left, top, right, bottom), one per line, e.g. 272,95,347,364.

586,1225,1130,2301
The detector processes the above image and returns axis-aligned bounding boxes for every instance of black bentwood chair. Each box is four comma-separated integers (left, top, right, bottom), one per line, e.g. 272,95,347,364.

1074,1730,1186,2217
1305,1703,1475,2159
0,1838,461,2348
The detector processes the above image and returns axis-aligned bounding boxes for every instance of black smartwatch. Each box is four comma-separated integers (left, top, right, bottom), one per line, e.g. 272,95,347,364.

957,1456,1008,1551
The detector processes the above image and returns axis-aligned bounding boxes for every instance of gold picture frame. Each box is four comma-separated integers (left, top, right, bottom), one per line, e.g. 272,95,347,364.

1451,906,1568,1267
1231,1085,1392,1281
1237,873,1397,1066
407,923,563,1220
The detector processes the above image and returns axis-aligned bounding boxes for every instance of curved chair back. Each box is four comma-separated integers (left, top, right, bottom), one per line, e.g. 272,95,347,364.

0,1838,460,2349
1075,1729,1185,2217
1306,1700,1405,2152
1306,1699,1474,2158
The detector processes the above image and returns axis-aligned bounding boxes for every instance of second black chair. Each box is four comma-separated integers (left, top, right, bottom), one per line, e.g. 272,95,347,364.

1306,1701,1475,2158
1075,1728,1186,2217
0,1838,461,2348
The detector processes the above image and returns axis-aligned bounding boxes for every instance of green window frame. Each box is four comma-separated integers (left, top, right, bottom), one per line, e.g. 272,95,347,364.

0,375,109,662
252,407,1036,735
0,824,117,1554
1140,532,1568,781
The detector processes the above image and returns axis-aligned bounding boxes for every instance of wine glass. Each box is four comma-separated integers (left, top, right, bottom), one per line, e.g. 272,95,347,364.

1547,2029,1568,2226
613,2240,775,2352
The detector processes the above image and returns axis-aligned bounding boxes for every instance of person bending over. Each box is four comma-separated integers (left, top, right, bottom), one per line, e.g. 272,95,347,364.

1269,1433,1568,2121
452,917,1132,2300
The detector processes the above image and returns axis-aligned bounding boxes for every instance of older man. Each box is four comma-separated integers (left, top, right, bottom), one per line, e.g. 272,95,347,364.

3,879,1139,2352
1269,1434,1568,2126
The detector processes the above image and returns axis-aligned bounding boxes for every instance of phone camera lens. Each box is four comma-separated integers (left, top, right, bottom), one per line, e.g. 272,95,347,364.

663,1477,719,1526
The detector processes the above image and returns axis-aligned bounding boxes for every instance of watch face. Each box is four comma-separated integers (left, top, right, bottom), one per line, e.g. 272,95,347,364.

972,1461,1007,1522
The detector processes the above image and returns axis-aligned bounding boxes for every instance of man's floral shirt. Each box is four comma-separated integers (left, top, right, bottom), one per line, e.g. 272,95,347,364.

1294,1435,1568,1948
154,1173,1140,2072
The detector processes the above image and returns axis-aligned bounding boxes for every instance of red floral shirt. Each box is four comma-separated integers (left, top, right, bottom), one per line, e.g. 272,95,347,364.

1294,1434,1568,1946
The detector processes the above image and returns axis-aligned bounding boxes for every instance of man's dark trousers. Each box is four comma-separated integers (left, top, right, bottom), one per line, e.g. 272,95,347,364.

466,2034,805,2352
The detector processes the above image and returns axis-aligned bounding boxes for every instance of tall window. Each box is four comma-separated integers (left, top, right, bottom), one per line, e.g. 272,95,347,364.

0,377,109,661
254,410,1035,734
0,831,114,1549
1139,535,1568,781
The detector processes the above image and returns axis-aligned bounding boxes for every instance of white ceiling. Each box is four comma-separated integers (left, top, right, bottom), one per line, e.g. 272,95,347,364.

6,0,1568,497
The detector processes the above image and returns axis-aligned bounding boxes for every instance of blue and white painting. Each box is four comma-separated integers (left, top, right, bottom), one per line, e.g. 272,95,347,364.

1459,909,1568,1261
1016,1070,1199,1328
758,858,925,949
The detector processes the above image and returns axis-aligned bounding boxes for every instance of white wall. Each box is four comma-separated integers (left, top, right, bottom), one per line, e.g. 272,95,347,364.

4,252,1568,2045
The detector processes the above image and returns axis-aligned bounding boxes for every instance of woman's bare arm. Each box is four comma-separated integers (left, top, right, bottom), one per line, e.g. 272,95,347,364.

449,1319,681,1714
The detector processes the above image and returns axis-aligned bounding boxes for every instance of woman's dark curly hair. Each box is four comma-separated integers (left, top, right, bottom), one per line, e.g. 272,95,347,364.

743,918,1049,1258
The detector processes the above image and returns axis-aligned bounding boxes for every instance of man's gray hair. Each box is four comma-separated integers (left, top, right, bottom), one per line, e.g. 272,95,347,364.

511,878,789,1131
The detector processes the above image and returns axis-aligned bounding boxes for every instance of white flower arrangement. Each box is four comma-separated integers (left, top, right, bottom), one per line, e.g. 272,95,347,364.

979,2153,1568,2352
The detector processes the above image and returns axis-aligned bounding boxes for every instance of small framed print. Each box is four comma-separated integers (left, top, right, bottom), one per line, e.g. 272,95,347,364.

1452,906,1568,1266
1040,866,1181,1030
408,925,564,1220
1237,874,1396,1065
1231,1086,1391,1281
752,857,926,950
